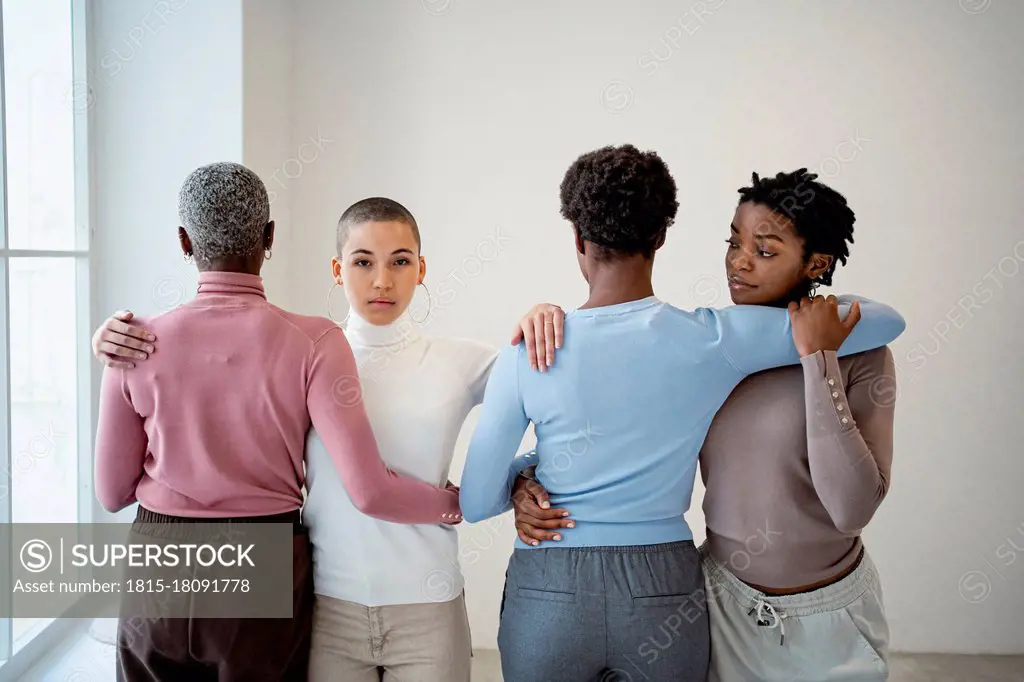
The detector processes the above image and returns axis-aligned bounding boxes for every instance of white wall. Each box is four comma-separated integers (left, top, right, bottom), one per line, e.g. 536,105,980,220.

242,0,295,309
286,0,1024,654
89,0,1024,655
89,0,244,522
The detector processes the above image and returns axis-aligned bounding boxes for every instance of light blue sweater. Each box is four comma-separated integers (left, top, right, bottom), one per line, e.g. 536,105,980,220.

459,296,905,548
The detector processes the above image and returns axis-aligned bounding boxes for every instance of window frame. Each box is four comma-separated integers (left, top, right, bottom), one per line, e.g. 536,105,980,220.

0,0,95,676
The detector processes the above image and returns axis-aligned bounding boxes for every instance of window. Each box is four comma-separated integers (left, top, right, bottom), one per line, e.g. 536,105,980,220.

0,0,92,670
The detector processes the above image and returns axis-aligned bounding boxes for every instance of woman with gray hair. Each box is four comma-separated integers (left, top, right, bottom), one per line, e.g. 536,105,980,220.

92,162,463,681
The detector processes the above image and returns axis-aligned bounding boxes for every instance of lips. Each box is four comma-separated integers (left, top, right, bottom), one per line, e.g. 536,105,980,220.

368,298,395,306
727,275,755,289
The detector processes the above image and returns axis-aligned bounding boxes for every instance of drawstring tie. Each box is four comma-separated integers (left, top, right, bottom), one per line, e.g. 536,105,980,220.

749,599,788,645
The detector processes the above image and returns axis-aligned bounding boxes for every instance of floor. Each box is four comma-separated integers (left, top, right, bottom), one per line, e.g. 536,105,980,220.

16,621,1024,681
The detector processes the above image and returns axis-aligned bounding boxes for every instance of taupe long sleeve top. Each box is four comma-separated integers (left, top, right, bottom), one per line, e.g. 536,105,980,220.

700,347,896,590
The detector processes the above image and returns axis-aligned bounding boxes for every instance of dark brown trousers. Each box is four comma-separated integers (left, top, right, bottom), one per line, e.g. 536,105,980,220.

115,507,313,682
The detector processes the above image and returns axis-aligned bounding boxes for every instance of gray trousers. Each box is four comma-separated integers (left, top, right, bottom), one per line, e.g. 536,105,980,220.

498,540,710,682
701,545,889,681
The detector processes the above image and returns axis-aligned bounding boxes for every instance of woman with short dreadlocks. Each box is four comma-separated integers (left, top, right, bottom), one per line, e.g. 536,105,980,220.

512,168,896,681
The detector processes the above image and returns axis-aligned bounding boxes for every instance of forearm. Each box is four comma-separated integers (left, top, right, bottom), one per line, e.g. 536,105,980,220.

309,393,459,524
308,329,460,524
713,296,905,376
460,347,530,522
461,427,530,522
803,352,889,533
94,369,147,512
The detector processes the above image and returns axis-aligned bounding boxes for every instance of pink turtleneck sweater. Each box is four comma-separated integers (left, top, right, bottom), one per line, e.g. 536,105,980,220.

93,271,461,523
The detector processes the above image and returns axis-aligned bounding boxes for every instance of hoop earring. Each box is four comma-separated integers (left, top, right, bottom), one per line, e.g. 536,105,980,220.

326,282,350,326
264,248,273,260
183,252,193,263
410,282,432,324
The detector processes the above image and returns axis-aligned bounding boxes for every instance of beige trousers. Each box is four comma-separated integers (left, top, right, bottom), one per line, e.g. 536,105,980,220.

308,592,472,682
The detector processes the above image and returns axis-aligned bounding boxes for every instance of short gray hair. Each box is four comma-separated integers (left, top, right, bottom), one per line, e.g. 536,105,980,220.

178,162,270,261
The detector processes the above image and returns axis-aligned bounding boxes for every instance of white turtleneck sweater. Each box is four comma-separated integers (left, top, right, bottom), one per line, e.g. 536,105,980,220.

302,310,498,606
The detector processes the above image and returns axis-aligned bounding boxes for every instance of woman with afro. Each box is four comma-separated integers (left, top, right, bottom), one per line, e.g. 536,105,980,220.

461,145,904,681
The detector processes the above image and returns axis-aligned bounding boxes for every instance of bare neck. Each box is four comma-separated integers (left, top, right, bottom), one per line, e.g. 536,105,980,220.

580,259,656,309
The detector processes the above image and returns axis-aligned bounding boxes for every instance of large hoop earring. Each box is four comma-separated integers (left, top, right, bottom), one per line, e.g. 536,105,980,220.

326,282,350,326
264,248,273,260
410,282,432,324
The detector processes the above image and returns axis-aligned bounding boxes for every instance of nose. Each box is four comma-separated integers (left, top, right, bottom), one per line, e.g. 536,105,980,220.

729,249,753,271
373,266,393,290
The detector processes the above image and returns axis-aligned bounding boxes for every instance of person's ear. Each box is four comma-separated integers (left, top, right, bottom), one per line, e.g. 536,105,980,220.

574,227,586,255
264,221,275,251
331,256,343,285
178,227,192,257
418,255,427,285
805,252,834,281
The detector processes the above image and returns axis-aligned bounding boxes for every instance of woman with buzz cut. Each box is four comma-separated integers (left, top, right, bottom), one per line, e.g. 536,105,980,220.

92,161,462,681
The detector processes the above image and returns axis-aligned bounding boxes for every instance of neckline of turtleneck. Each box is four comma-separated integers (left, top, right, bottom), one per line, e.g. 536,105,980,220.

196,271,266,299
343,308,422,348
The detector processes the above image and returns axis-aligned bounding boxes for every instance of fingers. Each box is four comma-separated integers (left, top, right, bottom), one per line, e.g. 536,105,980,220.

843,300,862,330
526,479,551,509
96,340,148,361
533,314,547,372
553,307,564,349
515,519,566,545
108,313,152,341
105,318,156,347
510,324,524,346
543,314,555,368
518,513,574,530
101,356,136,370
520,321,538,370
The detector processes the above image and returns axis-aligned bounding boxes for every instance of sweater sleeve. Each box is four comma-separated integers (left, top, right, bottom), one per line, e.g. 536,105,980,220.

706,295,906,377
306,326,462,524
460,344,530,522
803,348,896,533
94,367,148,512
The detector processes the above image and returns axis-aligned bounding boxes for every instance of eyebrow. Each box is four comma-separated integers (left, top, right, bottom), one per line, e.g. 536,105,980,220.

350,248,415,256
754,233,786,243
